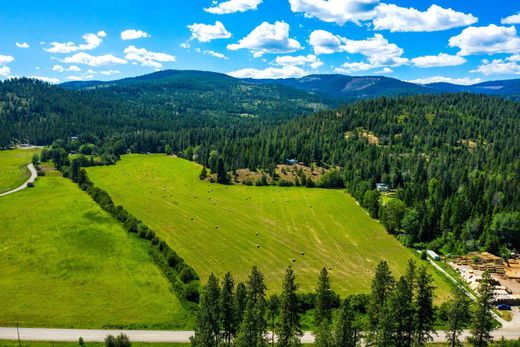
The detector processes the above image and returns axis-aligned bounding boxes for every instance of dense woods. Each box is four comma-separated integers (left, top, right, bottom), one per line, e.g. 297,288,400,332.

1,76,519,256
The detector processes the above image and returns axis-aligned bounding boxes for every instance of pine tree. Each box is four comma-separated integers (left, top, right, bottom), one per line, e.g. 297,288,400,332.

333,298,358,347
277,266,302,347
221,272,235,344
468,271,495,347
446,286,471,347
368,261,395,344
234,282,247,326
199,166,208,180
267,295,280,347
235,267,268,347
191,274,221,347
217,157,228,184
315,267,335,326
391,276,414,347
314,320,334,347
414,266,435,346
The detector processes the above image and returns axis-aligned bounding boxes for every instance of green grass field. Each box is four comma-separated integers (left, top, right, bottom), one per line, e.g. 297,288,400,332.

88,155,452,297
0,148,40,194
0,161,191,329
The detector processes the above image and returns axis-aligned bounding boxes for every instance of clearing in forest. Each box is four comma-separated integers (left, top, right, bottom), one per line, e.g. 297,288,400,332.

0,148,40,194
88,155,452,297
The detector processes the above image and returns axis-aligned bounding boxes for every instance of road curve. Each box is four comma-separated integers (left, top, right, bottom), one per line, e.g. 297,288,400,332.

0,326,519,344
0,163,37,197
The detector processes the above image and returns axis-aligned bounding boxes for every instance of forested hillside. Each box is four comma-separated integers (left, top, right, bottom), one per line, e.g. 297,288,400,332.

1,76,519,256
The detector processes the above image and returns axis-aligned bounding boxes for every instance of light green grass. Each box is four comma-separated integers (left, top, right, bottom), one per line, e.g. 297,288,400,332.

0,148,40,194
87,155,452,298
0,168,191,329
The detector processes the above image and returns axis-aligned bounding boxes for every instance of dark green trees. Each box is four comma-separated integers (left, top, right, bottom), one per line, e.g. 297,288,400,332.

191,274,221,347
221,272,236,344
469,271,496,347
446,286,471,347
277,266,302,347
333,298,358,347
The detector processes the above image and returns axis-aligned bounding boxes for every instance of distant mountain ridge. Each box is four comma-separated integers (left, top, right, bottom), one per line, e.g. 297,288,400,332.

60,70,520,102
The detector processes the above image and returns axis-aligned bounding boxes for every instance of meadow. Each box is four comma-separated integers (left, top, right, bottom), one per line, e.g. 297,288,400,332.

0,148,40,194
0,161,191,329
88,155,452,297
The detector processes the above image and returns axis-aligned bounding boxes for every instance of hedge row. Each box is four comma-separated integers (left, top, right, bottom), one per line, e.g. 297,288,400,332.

74,167,201,302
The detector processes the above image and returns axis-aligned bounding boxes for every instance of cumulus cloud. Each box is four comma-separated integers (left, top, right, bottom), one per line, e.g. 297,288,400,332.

501,12,520,25
373,4,477,32
411,53,466,68
205,0,262,14
124,45,176,68
204,50,229,59
121,29,150,40
407,76,482,85
31,75,60,84
99,70,121,76
472,57,520,76
52,64,82,72
45,32,106,54
0,55,15,65
180,42,191,49
228,65,307,79
449,25,520,56
228,53,322,78
62,52,127,67
0,65,11,77
289,0,379,25
188,21,232,42
227,21,302,57
310,30,407,71
16,42,30,48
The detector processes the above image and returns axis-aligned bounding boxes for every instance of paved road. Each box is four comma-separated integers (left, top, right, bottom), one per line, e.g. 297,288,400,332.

0,163,37,197
1,323,519,344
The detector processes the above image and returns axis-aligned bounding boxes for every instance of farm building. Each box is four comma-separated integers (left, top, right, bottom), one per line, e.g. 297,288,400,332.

286,159,298,165
376,183,390,192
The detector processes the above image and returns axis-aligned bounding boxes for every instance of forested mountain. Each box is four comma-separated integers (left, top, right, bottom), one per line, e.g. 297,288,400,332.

244,74,433,100
1,74,519,256
426,79,520,100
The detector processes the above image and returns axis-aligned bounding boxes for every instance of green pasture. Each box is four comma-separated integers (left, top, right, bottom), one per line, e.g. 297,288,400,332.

88,155,452,298
0,161,191,329
0,148,40,194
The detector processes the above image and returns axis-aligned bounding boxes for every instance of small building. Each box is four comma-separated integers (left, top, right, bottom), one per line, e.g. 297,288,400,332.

427,250,441,261
376,183,390,192
286,159,298,165
70,136,79,141
19,143,31,148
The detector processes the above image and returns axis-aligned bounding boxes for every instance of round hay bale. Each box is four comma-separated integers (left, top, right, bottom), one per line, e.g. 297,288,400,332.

256,244,260,248
292,258,296,262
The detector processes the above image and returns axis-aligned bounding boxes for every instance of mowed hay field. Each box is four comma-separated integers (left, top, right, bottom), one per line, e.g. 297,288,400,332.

0,164,191,328
88,155,452,297
0,148,40,194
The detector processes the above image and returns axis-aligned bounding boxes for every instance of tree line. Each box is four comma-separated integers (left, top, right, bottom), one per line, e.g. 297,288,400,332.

191,260,500,347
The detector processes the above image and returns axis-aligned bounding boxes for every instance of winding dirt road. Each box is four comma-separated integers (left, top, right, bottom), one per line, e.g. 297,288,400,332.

0,163,37,197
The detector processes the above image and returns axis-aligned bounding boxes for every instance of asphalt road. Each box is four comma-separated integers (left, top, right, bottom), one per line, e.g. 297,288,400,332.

0,163,37,197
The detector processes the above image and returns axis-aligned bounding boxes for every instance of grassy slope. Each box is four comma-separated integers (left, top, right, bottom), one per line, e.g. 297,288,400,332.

0,167,191,329
88,155,452,298
0,148,40,194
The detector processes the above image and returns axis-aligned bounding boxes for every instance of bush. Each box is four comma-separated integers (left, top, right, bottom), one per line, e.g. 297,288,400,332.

184,282,200,302
180,267,198,283
27,182,34,188
421,250,427,260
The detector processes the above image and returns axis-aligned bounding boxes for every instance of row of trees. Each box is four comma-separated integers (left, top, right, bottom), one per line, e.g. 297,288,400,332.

191,260,500,347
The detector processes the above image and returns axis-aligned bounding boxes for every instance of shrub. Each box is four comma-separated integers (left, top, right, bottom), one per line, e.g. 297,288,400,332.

27,182,34,188
184,282,200,302
180,267,198,283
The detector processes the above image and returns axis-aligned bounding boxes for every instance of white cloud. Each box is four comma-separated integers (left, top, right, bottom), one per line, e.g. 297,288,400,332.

99,70,121,76
407,76,482,85
45,32,106,54
472,57,520,76
411,53,466,68
188,21,232,42
449,25,520,56
227,21,302,57
52,64,82,72
373,4,477,32
124,45,176,68
121,29,150,40
501,12,520,25
180,42,191,49
310,30,407,69
334,62,378,73
228,65,307,79
0,55,15,65
288,0,379,25
16,42,29,48
0,66,11,77
204,50,229,59
205,0,262,14
275,54,323,69
62,52,127,67
31,75,60,84
375,67,393,74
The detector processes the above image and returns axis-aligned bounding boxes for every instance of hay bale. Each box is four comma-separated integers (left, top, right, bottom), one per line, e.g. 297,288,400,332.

292,258,296,262
256,244,260,248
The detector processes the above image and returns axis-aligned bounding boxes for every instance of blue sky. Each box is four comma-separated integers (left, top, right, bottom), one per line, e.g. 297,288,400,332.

1,0,519,84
